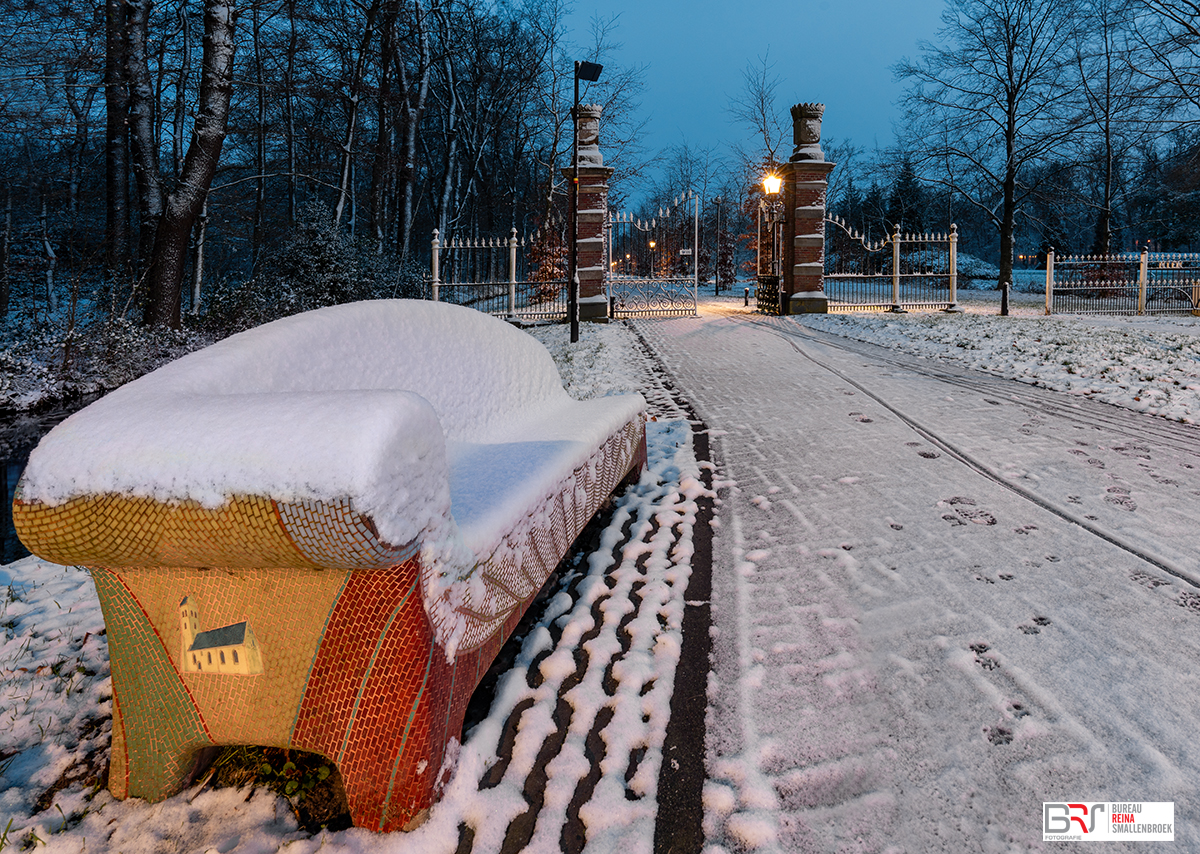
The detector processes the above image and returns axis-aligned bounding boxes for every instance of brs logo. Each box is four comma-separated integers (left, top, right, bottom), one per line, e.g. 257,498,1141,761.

1045,803,1106,834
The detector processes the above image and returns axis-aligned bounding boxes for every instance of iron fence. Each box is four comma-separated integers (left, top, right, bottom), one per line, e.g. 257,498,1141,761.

429,222,568,320
823,219,959,311
1045,251,1200,315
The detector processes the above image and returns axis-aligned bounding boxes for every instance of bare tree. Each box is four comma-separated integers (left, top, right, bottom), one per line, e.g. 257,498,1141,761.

1072,0,1154,253
143,0,238,328
728,51,788,170
896,0,1080,289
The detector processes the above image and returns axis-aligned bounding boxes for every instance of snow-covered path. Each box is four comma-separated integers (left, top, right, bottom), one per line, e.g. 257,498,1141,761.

636,301,1200,852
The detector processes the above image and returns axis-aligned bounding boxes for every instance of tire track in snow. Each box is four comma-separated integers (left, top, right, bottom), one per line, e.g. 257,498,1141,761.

741,313,1200,590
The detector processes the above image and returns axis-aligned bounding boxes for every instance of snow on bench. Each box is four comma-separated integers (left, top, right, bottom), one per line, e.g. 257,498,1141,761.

13,299,646,832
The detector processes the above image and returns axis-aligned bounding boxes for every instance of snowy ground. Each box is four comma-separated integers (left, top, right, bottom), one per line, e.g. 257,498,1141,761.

5,295,1200,852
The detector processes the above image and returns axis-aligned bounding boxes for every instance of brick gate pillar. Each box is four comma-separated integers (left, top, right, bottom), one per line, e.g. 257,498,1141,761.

562,104,615,322
781,103,835,314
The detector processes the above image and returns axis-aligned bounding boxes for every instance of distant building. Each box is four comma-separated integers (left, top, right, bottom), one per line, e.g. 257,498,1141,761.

179,595,264,675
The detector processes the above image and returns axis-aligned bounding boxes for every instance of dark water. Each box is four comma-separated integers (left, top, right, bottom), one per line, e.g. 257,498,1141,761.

2,402,94,564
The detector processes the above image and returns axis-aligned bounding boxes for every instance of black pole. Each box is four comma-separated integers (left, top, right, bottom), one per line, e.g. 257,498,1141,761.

714,198,720,296
569,63,580,343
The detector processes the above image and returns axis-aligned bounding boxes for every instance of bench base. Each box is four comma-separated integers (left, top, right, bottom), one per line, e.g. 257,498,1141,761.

96,558,517,831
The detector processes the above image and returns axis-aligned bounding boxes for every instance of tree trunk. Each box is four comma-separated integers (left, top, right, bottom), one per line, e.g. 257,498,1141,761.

1,187,11,321
173,3,191,178
395,0,431,259
127,0,166,275
371,1,398,252
253,4,266,266
41,200,58,315
105,0,131,288
144,0,238,329
285,0,298,224
335,0,380,228
191,199,208,315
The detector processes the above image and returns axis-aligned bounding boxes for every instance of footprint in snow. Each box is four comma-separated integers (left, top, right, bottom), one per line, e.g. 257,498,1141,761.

986,725,1014,745
1105,493,1137,511
1008,701,1030,719
940,496,997,525
918,450,941,459
1087,458,1106,469
970,642,999,669
1177,591,1200,615
1131,571,1170,590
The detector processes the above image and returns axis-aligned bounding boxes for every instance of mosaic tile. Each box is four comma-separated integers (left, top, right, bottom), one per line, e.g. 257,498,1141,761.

14,415,645,832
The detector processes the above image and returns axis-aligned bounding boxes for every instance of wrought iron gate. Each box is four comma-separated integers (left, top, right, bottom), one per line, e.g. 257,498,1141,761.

607,193,699,317
824,218,959,311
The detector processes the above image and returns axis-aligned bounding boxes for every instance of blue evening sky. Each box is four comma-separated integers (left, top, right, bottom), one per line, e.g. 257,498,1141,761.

566,0,947,157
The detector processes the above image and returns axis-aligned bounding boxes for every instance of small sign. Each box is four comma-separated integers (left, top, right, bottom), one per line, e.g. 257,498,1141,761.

1043,802,1174,841
679,249,692,256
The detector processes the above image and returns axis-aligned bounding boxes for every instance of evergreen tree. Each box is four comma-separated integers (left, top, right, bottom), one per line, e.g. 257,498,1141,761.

863,182,888,241
886,160,925,233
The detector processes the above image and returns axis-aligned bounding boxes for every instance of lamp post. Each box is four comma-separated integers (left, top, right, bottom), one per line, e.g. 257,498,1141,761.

569,60,603,343
758,173,783,313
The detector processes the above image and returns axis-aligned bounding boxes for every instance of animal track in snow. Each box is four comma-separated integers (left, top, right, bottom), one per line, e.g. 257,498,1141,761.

848,412,874,423
918,450,941,459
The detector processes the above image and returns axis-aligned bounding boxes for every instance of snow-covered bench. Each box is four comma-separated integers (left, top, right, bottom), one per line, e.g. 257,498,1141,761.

13,299,646,832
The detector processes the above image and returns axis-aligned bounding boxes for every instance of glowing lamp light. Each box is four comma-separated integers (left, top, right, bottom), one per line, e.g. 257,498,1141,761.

763,174,782,196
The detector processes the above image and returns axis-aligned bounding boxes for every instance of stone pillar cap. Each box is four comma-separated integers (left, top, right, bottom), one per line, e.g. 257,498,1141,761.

790,102,826,163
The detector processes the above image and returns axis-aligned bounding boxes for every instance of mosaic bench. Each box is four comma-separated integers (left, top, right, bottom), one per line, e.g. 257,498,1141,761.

13,299,646,832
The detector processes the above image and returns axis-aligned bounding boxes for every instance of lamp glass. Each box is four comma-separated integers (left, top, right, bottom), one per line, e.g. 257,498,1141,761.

763,174,782,196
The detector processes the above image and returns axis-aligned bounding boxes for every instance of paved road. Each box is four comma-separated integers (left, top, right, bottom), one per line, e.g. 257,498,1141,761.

635,302,1200,853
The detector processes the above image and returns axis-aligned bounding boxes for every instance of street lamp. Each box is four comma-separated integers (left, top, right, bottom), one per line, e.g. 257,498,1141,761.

569,59,603,343
762,173,783,278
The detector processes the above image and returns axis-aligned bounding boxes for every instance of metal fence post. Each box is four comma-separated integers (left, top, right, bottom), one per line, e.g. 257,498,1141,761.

1045,249,1054,315
890,225,902,312
508,228,518,316
947,223,960,311
431,229,440,302
1138,249,1148,315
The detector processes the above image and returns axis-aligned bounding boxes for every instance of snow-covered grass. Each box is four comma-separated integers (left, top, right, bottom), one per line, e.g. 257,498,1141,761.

797,298,1200,423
